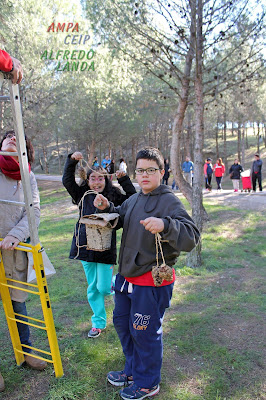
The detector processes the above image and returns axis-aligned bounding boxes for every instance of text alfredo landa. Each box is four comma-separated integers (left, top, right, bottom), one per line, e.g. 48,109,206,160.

41,22,95,72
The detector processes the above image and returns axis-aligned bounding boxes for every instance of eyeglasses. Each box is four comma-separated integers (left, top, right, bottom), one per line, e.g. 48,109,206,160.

5,133,16,139
135,168,161,175
89,176,105,182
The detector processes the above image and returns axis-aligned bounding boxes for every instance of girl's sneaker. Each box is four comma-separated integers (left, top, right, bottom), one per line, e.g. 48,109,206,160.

107,370,134,387
88,327,102,338
119,383,160,399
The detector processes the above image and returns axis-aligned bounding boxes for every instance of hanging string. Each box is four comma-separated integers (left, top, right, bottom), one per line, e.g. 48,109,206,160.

79,158,118,178
74,189,100,259
155,233,166,266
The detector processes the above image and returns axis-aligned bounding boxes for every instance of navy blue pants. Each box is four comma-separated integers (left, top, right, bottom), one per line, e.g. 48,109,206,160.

12,301,32,353
113,273,174,388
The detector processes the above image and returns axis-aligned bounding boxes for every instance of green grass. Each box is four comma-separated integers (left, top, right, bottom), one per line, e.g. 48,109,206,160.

0,184,265,400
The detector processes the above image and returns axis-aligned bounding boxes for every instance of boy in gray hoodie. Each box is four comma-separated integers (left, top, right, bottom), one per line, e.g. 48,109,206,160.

94,148,200,400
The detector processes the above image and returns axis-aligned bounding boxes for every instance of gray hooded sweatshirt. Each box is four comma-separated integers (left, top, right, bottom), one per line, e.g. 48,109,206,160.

109,185,200,278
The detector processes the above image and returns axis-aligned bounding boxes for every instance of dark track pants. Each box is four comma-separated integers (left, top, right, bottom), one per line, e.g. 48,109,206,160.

113,273,174,388
252,173,262,191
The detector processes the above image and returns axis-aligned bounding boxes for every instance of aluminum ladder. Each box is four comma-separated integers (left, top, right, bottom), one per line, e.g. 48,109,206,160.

0,74,63,377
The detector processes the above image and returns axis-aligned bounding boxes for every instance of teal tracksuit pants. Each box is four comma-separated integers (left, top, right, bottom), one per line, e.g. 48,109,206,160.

81,261,113,329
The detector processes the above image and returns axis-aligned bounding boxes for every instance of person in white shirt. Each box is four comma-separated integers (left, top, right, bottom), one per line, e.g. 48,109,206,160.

119,158,127,174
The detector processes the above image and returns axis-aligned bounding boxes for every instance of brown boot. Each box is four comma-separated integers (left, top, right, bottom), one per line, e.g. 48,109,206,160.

0,371,5,392
25,354,47,371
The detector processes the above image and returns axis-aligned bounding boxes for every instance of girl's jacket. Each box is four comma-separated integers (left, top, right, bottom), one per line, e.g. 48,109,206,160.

213,163,225,177
62,155,136,264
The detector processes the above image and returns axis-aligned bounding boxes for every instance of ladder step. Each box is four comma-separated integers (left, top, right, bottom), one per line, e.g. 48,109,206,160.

0,95,10,102
0,199,25,206
0,151,18,156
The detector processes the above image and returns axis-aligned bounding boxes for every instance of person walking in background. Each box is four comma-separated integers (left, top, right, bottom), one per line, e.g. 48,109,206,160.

204,158,213,191
182,156,194,185
92,156,99,167
0,49,23,84
101,155,111,170
229,159,243,192
107,159,115,180
251,153,263,192
162,158,170,185
62,152,136,338
119,158,127,174
213,158,225,191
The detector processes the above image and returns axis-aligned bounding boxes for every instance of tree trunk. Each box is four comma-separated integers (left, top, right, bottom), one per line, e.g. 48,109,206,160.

88,139,96,165
215,117,219,158
55,133,61,174
257,122,260,153
223,107,228,174
42,145,49,174
237,122,241,162
241,129,245,167
186,0,204,268
170,0,196,204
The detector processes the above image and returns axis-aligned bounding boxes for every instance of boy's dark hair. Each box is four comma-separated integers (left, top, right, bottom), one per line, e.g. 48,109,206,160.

136,147,164,169
0,130,35,165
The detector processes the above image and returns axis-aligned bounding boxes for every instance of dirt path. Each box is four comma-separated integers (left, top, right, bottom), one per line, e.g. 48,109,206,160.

36,178,266,212
202,189,266,211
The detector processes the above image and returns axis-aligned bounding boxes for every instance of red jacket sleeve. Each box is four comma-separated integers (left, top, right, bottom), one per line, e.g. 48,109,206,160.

0,49,13,72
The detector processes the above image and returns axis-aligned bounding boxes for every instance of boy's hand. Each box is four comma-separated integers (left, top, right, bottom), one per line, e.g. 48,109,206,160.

94,194,110,210
71,152,83,160
140,217,164,234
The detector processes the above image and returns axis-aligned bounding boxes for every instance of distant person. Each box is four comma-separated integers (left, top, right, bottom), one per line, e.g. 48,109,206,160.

204,158,213,191
0,49,23,84
182,156,194,186
162,158,170,185
92,156,99,167
101,155,111,170
251,153,263,192
106,159,115,180
119,158,127,174
213,158,225,191
62,152,136,338
229,159,243,192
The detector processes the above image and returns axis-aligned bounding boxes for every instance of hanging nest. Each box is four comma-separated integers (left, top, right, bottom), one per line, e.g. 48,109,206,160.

79,213,119,251
151,263,173,287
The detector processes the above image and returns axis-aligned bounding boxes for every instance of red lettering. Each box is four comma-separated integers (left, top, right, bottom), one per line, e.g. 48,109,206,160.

57,23,65,32
72,23,79,32
66,23,73,32
47,23,55,32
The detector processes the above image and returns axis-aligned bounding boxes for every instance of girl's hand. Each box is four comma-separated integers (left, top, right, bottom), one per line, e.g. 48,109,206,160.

94,194,110,210
71,152,83,160
116,170,126,179
140,217,164,234
0,235,20,250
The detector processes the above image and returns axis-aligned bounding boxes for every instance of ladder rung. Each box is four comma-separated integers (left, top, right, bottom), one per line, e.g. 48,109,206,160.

0,151,18,156
0,282,40,295
14,312,46,325
6,277,38,288
15,349,53,363
19,344,52,356
0,96,10,102
0,199,25,206
8,316,47,331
